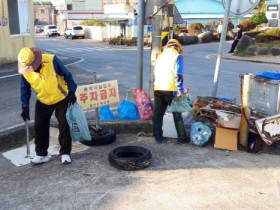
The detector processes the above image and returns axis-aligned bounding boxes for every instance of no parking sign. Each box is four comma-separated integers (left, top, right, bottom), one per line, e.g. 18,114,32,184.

76,80,120,110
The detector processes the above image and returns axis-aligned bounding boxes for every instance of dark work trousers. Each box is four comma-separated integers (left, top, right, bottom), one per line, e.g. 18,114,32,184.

34,97,71,156
229,39,239,53
152,92,186,141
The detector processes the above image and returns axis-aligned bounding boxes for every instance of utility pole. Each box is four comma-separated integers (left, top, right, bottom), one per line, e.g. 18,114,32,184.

211,0,232,97
149,0,174,98
136,0,145,89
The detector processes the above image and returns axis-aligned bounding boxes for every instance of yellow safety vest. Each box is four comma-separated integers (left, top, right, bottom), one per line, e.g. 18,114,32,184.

154,48,179,91
23,54,69,105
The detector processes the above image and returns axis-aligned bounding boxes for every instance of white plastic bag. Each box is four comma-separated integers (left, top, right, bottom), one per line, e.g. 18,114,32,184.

66,103,91,141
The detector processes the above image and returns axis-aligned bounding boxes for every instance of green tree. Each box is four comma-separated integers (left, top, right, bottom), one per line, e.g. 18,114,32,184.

250,13,268,25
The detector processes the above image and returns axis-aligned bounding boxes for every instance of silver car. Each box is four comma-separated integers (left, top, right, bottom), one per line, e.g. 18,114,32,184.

64,26,85,39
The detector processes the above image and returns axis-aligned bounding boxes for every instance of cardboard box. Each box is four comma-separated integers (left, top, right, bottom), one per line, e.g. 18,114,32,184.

216,110,241,129
214,126,239,151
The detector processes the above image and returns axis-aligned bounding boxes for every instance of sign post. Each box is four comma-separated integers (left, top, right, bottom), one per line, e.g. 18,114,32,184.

212,0,260,97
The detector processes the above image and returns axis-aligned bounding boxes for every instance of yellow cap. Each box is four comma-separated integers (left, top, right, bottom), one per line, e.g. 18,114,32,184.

17,47,42,74
18,47,35,66
166,39,183,54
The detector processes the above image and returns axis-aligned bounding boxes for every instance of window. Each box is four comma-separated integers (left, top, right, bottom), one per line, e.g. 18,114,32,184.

272,13,277,19
8,0,30,35
73,26,83,30
267,5,278,11
67,4,72,10
41,9,45,14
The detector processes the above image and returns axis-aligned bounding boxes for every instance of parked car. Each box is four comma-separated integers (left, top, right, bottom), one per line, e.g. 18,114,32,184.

64,26,85,39
44,25,60,37
34,25,44,33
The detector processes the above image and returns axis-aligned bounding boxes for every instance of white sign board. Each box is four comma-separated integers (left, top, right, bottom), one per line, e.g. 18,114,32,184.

76,80,120,110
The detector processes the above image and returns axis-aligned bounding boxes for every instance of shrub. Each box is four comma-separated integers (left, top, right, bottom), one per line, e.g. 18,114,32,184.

108,37,137,46
265,28,280,37
173,24,181,31
255,29,280,42
204,22,215,32
187,23,204,35
250,13,268,25
177,29,188,35
240,20,256,31
254,33,275,42
80,19,105,26
227,20,234,31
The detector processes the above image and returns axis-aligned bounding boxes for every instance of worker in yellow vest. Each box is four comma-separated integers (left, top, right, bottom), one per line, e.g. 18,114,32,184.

153,39,187,144
18,47,77,164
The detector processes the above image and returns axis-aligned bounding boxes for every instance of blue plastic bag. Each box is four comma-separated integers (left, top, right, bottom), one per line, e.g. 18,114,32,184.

117,100,140,120
100,105,118,120
66,103,91,141
256,71,280,80
190,122,212,147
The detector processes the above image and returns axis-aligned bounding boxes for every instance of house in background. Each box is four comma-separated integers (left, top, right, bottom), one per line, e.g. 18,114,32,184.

45,0,104,34
33,2,56,25
41,0,139,39
0,0,35,65
175,0,252,26
265,0,280,27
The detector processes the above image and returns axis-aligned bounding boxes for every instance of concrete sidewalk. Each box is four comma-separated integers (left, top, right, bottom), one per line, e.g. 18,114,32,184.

1,128,280,210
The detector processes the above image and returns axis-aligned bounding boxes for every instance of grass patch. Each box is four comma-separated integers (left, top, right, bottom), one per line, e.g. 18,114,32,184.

255,41,280,49
233,49,255,57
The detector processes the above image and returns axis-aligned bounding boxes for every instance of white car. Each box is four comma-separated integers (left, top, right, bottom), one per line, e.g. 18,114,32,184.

64,26,85,39
35,25,44,33
44,25,60,37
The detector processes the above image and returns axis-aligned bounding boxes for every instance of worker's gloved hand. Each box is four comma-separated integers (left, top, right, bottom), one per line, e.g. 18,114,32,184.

176,93,184,98
67,91,77,105
21,107,30,121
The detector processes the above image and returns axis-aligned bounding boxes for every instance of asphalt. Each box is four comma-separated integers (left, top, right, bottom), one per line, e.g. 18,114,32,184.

1,53,280,210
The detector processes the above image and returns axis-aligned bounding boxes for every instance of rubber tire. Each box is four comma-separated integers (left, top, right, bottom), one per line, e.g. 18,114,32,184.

80,128,116,146
109,146,152,171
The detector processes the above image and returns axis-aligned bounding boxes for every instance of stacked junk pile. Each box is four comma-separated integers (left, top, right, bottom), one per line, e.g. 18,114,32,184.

163,72,280,154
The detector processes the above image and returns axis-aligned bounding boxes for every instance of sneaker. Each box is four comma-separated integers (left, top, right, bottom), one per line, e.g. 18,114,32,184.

61,155,71,164
30,155,50,164
176,139,187,145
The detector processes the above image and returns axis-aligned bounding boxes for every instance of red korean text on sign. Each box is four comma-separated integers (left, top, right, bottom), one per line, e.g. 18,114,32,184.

79,93,88,103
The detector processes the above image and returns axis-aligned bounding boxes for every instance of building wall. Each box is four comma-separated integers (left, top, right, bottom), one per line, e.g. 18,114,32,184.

103,0,138,7
33,5,56,25
0,0,35,65
176,0,251,26
65,0,103,10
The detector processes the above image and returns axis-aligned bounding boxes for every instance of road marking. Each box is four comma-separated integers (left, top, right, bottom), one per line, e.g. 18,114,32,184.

0,73,20,79
0,58,84,79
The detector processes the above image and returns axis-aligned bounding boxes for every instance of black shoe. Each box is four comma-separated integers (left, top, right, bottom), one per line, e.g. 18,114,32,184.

228,51,233,53
176,139,187,145
156,139,163,144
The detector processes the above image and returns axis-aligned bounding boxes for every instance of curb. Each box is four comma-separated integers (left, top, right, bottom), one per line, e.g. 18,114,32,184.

208,54,280,65
223,56,280,65
0,120,153,151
